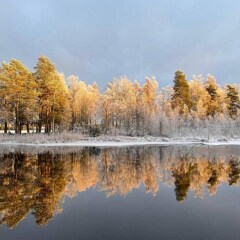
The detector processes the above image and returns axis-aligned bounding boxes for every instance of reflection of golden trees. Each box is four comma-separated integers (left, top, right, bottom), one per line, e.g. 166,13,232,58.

0,146,240,228
67,150,99,196
0,153,38,228
33,153,72,225
99,148,159,197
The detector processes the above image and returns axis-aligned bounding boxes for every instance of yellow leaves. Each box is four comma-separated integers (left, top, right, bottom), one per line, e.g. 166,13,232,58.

34,57,71,130
67,75,100,126
142,76,158,115
0,59,38,126
35,55,56,79
142,77,158,104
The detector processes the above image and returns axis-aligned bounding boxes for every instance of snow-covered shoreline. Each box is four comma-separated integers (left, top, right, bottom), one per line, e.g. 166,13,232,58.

1,135,240,147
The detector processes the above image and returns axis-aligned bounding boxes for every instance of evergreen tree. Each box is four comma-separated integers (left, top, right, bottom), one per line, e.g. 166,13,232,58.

172,70,192,114
226,85,240,119
205,75,222,117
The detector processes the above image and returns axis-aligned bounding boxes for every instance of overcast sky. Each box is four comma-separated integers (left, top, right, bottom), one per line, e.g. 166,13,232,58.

1,0,240,88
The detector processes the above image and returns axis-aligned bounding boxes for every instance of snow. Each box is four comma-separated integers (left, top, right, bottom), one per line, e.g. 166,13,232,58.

204,140,240,146
1,137,240,147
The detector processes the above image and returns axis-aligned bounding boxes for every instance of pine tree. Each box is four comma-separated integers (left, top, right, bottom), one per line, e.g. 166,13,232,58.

34,56,56,133
34,56,69,133
0,59,37,133
172,70,192,114
226,85,240,119
205,75,222,117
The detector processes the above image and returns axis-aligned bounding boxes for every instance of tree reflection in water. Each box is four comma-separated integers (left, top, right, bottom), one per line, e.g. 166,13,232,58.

0,145,239,228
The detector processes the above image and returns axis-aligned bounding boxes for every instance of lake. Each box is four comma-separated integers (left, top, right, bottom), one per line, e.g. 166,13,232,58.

0,145,240,240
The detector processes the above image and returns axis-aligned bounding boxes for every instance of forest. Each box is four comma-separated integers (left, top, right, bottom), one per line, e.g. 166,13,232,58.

0,55,240,138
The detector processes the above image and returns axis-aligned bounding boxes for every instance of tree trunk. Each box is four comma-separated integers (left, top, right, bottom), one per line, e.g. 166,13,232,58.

26,121,30,133
15,104,20,134
15,117,18,134
38,120,42,133
45,112,49,133
45,122,48,134
4,121,8,133
19,123,22,134
52,117,55,133
70,113,76,131
49,121,52,134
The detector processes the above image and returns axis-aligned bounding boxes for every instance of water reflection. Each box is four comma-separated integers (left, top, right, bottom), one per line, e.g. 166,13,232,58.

0,145,240,228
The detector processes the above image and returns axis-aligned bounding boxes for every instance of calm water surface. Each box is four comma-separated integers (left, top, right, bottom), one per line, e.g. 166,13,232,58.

0,145,240,240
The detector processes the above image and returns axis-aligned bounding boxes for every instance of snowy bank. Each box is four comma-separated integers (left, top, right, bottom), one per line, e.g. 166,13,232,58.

1,134,240,147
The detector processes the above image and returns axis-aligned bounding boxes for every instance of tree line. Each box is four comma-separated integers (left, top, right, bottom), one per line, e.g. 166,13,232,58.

0,55,240,137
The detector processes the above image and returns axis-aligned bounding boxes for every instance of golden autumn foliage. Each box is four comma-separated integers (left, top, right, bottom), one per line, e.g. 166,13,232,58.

0,56,240,136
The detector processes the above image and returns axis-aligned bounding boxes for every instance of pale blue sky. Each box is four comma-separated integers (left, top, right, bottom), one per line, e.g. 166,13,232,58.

1,0,240,88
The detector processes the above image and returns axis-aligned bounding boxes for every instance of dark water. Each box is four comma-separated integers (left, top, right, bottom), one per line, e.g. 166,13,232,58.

0,145,240,240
